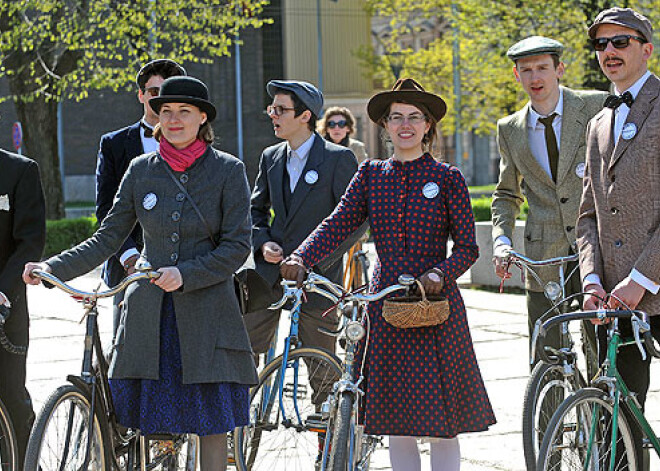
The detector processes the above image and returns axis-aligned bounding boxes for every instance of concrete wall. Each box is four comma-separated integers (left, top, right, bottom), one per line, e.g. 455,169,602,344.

471,220,526,289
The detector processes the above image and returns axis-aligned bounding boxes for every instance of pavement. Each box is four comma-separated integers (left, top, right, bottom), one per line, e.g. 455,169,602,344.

24,266,660,470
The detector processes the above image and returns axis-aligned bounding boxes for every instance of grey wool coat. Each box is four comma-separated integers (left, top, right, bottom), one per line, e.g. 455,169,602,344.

47,148,258,386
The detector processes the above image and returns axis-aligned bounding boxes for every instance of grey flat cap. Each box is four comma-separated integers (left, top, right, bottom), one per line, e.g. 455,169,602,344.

507,36,564,61
267,80,324,117
588,7,653,43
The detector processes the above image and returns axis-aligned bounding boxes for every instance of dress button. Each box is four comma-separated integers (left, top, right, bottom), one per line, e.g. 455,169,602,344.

560,197,568,204
180,173,189,184
171,232,180,243
171,253,179,262
172,211,181,221
611,207,618,214
176,192,185,202
614,240,622,248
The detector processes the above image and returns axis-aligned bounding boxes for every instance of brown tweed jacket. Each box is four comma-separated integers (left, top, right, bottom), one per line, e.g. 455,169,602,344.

492,87,607,290
577,73,660,315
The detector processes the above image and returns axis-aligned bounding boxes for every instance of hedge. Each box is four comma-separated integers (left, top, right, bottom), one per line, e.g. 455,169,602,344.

45,216,98,258
471,196,528,222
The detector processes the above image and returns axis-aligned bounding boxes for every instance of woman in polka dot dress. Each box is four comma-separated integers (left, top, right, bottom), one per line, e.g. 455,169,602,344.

281,78,496,470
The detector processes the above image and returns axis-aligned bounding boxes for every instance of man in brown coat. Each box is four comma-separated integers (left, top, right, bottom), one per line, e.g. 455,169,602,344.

577,7,660,468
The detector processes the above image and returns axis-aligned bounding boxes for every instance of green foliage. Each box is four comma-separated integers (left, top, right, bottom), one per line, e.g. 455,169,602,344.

471,196,527,222
45,216,98,258
0,1,270,103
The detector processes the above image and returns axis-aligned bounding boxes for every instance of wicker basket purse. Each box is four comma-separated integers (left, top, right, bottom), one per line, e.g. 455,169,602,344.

381,280,450,328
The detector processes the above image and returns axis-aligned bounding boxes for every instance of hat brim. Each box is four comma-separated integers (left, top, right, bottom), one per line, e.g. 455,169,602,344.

367,90,447,124
149,95,217,122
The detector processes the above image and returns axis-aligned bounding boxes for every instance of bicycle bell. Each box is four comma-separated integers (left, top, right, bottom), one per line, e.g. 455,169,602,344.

543,281,562,303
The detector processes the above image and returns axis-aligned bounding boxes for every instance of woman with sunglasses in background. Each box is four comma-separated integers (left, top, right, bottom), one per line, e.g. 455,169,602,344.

282,78,495,470
318,106,370,163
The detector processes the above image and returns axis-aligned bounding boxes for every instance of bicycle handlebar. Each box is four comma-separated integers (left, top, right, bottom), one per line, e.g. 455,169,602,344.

505,250,578,267
31,269,161,299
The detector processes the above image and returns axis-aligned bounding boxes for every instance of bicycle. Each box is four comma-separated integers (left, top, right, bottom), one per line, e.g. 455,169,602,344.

500,250,597,470
0,305,25,471
343,243,370,292
24,268,198,471
534,307,660,470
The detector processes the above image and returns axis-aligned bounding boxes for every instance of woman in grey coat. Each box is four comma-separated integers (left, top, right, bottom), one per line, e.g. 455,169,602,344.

25,76,257,471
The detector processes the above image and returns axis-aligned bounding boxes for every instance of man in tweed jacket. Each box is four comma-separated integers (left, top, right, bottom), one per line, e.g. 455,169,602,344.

491,36,606,357
578,8,660,468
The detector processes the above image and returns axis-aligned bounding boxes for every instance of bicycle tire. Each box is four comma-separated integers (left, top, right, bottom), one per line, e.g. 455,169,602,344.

328,391,354,471
536,387,637,470
0,397,18,471
234,347,342,471
24,383,111,471
522,361,585,470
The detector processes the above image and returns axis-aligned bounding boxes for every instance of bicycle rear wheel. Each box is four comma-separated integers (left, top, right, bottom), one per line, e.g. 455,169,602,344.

0,397,17,471
24,383,111,471
234,348,342,471
537,388,637,470
327,391,354,471
522,361,585,469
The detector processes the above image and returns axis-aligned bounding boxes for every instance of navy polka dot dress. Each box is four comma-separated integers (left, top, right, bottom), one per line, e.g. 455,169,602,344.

295,153,496,437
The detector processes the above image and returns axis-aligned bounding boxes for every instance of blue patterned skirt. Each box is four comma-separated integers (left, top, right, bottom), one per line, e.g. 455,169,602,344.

109,293,249,436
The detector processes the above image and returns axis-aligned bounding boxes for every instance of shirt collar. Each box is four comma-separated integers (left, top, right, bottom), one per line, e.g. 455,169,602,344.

287,133,315,160
528,88,564,129
615,70,651,99
141,118,154,131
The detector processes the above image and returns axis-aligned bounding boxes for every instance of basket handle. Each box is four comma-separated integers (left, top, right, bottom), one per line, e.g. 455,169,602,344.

414,279,428,302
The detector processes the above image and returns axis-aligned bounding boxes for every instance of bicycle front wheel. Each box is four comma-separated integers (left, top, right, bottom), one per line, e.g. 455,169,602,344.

24,384,111,471
328,391,354,471
0,397,18,471
537,388,637,470
234,347,342,471
522,361,585,469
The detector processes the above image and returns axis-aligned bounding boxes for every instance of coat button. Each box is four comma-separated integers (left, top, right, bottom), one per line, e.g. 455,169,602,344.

566,226,574,232
172,211,181,222
171,232,180,243
560,197,568,204
170,253,179,262
176,192,185,202
614,240,622,248
180,174,189,184
611,207,618,214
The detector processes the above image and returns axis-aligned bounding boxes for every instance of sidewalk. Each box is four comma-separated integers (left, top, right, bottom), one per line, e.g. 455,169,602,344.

25,268,660,470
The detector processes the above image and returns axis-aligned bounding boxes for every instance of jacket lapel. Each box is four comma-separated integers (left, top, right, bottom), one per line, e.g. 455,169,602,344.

556,88,587,184
609,74,660,173
125,122,144,162
286,134,325,223
510,104,555,187
268,144,288,219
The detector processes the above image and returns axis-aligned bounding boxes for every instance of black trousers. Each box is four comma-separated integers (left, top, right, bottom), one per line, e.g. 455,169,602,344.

0,325,34,467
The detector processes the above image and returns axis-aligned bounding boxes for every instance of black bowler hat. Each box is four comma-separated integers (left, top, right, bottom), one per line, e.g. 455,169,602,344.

149,76,217,122
367,78,447,124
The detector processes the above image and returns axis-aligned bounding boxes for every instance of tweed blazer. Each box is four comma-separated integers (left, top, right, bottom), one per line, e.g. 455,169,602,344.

47,148,258,385
577,74,660,316
251,133,358,312
492,87,607,290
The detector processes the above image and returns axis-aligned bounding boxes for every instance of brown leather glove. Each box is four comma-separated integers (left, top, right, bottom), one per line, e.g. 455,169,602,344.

418,267,445,296
280,255,307,287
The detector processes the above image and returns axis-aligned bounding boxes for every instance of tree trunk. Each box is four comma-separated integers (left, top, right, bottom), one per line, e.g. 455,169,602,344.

6,79,64,220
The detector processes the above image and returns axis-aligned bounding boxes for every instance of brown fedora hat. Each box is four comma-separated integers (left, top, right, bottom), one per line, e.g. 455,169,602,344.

367,78,447,125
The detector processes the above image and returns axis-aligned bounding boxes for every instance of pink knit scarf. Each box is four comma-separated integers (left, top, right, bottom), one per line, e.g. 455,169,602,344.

159,138,207,171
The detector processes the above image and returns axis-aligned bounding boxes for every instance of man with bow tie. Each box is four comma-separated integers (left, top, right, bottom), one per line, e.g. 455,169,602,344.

578,7,660,468
491,36,606,364
95,59,185,337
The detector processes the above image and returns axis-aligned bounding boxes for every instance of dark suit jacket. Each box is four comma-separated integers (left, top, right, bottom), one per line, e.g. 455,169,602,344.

0,150,46,335
96,121,145,286
251,133,358,310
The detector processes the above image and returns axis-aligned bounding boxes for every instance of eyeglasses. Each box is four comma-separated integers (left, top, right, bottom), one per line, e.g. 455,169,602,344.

327,120,347,129
386,113,427,126
266,105,296,117
591,34,646,51
144,86,160,97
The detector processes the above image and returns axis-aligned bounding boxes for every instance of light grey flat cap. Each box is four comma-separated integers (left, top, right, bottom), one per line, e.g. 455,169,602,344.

506,36,564,61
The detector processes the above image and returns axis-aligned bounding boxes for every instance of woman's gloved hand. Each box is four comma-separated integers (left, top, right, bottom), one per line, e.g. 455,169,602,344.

280,255,307,287
418,268,445,296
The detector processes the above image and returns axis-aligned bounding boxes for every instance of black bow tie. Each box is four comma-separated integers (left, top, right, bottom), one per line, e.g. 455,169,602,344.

604,91,634,110
140,122,154,138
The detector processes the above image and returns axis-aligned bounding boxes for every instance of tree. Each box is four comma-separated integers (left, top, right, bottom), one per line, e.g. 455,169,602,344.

0,0,268,219
363,0,660,137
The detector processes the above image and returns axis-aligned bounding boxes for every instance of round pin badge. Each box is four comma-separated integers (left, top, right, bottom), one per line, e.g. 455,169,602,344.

143,193,158,210
304,170,319,185
575,162,586,179
622,122,637,140
422,182,440,199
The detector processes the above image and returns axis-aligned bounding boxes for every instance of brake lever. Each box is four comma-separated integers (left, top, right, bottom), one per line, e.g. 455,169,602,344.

632,313,651,361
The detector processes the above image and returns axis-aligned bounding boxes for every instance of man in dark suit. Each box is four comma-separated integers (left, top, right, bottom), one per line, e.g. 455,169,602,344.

0,149,46,465
246,80,358,363
96,59,185,335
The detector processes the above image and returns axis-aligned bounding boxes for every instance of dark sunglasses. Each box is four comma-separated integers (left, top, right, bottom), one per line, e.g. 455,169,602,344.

327,120,347,129
591,34,646,51
144,86,160,97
